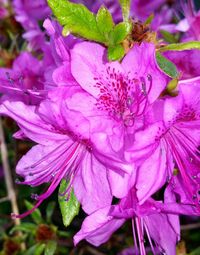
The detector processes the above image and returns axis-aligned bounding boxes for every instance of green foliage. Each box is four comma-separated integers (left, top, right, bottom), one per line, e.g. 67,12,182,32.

160,30,178,44
159,41,200,52
25,200,43,225
108,44,125,61
110,22,131,44
156,52,179,78
47,0,105,42
58,180,80,228
96,6,114,39
47,0,132,61
10,223,37,235
144,14,154,25
24,243,46,255
44,241,57,255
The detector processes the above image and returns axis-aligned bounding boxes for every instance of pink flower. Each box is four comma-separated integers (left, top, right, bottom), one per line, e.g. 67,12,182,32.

58,41,168,197
74,188,183,255
0,87,131,217
0,52,46,104
126,77,200,210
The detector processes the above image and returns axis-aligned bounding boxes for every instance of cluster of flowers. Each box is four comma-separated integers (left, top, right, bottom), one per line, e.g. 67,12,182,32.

0,0,200,254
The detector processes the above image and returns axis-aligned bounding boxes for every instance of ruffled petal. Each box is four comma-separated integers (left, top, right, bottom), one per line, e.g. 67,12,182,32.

136,145,167,204
74,206,125,246
0,101,65,145
73,152,112,214
122,43,168,103
71,42,106,97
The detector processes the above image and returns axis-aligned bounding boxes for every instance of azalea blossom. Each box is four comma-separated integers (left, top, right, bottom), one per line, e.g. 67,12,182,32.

0,52,46,104
126,77,200,210
0,87,131,217
62,41,168,197
74,188,183,255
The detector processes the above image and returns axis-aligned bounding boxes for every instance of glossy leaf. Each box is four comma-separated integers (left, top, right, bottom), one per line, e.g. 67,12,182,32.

58,179,80,228
47,0,104,42
156,52,179,78
96,6,114,39
108,44,125,61
111,22,131,44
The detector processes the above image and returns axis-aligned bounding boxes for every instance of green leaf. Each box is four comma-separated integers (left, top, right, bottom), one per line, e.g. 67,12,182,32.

156,52,179,78
25,200,43,225
58,180,80,228
159,41,200,52
10,223,37,234
111,22,131,45
189,247,200,255
46,202,56,224
144,14,154,25
119,0,131,21
44,241,57,255
96,6,114,39
24,244,45,255
160,30,178,44
108,44,125,61
47,0,104,42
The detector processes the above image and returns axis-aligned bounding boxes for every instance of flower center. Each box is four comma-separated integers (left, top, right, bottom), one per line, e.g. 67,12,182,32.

94,67,152,127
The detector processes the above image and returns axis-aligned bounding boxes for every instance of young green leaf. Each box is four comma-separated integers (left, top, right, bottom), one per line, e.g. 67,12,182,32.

159,41,200,52
25,200,43,225
119,0,131,22
144,14,154,25
156,52,179,78
58,179,80,228
96,6,114,38
108,44,125,61
47,0,105,42
110,22,132,45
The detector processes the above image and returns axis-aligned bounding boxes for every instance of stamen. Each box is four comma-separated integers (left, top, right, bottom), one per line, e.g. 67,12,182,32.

132,218,139,255
95,68,152,127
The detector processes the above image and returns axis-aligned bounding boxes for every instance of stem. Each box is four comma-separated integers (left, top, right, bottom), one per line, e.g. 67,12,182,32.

0,118,25,250
0,118,20,225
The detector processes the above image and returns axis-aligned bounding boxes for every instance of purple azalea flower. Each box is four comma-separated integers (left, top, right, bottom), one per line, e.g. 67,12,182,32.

130,0,166,21
164,50,200,79
126,77,200,209
0,52,46,104
12,0,51,50
175,1,200,41
163,1,200,79
13,0,51,30
0,41,167,217
74,188,182,255
0,86,132,217
42,18,78,89
60,41,168,197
